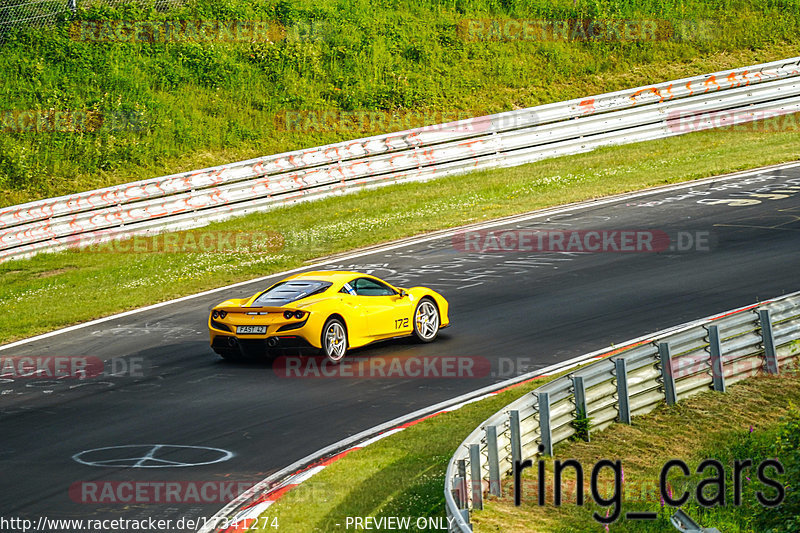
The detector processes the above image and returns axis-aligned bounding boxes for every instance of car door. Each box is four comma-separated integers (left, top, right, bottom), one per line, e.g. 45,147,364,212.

350,277,413,337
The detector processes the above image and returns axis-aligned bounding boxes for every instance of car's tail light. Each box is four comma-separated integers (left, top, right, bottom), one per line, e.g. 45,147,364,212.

294,311,305,319
283,310,294,319
219,310,227,319
212,310,219,319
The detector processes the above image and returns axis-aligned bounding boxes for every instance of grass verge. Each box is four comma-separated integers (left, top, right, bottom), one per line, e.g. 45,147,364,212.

2,115,800,344
473,367,800,533
250,366,800,533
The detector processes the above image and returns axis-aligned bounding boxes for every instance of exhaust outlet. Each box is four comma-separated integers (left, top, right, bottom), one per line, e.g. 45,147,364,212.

227,337,238,347
267,337,279,347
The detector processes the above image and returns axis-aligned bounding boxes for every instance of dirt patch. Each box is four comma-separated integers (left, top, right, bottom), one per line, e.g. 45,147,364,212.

34,267,78,278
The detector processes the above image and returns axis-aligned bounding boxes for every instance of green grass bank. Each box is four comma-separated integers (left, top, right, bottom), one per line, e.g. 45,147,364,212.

1,0,799,205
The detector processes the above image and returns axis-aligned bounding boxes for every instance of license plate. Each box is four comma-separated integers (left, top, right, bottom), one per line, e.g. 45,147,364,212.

237,325,267,335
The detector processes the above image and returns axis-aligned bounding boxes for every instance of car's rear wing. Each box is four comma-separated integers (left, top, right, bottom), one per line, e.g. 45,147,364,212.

213,306,304,314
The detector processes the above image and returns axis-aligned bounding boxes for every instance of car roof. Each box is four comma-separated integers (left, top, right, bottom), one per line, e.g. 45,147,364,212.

286,270,379,284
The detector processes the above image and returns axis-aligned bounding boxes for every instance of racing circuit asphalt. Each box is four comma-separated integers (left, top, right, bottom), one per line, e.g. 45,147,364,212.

1,163,799,531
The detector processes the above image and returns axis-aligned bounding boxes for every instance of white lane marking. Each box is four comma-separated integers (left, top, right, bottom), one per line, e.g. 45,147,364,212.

230,500,274,522
2,161,798,354
290,465,326,485
439,393,496,413
349,428,406,449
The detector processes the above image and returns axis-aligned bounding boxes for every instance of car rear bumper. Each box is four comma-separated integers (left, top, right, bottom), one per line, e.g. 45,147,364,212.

211,334,316,358
209,314,321,349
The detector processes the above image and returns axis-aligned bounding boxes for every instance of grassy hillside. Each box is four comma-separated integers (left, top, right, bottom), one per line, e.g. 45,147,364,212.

1,0,799,206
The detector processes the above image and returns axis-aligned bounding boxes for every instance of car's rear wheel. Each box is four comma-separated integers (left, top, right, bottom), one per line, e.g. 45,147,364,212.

413,298,440,342
321,317,348,363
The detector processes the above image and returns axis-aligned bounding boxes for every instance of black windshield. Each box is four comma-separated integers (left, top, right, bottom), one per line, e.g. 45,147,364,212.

252,280,332,306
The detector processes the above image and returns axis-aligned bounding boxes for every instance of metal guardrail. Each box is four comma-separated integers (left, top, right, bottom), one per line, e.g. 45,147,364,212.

671,509,721,533
2,56,800,263
444,291,800,532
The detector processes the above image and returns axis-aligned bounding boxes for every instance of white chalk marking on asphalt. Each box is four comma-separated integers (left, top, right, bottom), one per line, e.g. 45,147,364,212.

72,444,234,468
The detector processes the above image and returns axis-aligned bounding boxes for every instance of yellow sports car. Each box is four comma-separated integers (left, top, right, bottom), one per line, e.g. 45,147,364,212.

208,271,450,362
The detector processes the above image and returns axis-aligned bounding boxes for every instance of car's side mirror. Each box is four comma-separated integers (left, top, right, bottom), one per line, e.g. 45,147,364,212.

399,289,408,298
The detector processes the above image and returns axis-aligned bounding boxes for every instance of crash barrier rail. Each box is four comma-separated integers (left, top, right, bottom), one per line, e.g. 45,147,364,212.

671,509,721,533
2,56,800,263
444,290,800,532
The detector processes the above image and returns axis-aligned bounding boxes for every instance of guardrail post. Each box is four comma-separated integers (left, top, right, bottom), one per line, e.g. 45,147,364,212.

469,444,483,510
538,392,553,456
453,476,465,509
486,426,501,497
659,342,678,406
708,325,726,392
455,460,468,509
614,359,631,424
758,309,780,374
571,375,590,441
459,509,472,531
509,410,521,466
458,459,467,485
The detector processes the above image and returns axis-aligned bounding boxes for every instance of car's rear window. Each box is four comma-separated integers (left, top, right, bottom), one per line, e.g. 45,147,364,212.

252,280,332,306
